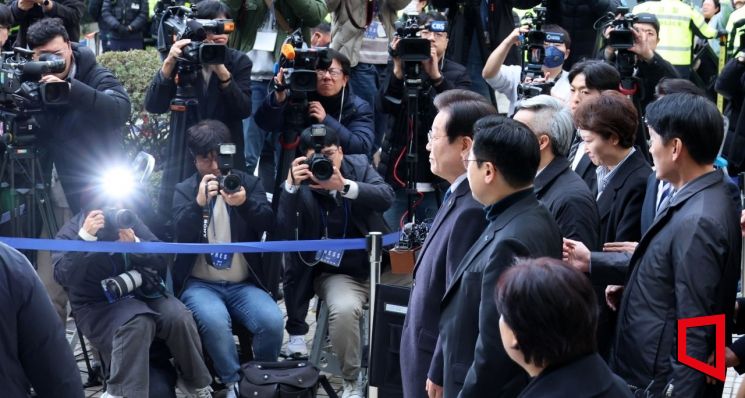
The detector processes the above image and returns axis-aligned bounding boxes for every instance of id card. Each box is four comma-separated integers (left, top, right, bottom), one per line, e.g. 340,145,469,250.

210,252,233,269
315,249,344,267
254,31,277,52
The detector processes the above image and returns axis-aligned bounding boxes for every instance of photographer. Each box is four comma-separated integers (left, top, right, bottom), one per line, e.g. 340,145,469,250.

100,0,148,51
378,11,471,228
600,12,679,111
482,24,572,115
145,0,253,171
53,199,213,397
172,120,283,398
9,0,82,47
276,126,394,398
255,49,375,157
25,18,131,214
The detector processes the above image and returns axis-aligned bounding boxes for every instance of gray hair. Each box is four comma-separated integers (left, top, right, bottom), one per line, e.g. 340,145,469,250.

514,95,574,157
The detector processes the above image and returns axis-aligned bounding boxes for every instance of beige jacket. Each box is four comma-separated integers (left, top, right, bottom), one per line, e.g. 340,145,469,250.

327,0,410,66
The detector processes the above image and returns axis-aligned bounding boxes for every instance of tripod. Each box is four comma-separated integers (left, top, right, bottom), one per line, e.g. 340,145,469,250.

0,140,57,253
272,90,309,212
400,61,426,228
157,61,201,239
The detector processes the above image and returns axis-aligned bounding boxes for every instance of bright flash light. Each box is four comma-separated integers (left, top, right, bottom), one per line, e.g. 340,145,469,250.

100,166,136,199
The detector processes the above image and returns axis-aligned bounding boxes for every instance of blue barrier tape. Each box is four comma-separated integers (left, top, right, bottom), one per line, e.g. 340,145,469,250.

0,232,400,254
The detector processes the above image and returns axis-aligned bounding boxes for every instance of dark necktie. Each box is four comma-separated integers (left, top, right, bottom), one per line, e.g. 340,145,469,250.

656,182,673,215
442,188,453,207
568,133,581,163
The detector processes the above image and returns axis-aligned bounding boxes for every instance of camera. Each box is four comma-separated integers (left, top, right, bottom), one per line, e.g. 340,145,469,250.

103,208,137,230
397,221,430,250
392,14,448,62
101,269,142,302
304,124,334,181
519,5,548,78
215,143,241,194
0,50,70,111
277,30,331,93
157,3,234,65
607,7,637,50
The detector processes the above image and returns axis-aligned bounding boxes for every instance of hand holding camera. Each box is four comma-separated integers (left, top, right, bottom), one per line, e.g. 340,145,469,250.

162,38,192,77
197,173,220,207
308,101,327,123
83,210,106,237
287,156,311,187
309,166,345,192
117,228,136,242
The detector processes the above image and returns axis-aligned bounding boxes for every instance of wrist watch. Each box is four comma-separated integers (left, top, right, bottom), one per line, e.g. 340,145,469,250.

342,182,351,195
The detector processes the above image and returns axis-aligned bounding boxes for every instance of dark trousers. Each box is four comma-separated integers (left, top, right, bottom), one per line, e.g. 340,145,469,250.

104,297,211,396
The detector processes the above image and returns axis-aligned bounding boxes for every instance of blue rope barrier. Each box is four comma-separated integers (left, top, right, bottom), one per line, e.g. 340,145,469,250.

0,232,400,254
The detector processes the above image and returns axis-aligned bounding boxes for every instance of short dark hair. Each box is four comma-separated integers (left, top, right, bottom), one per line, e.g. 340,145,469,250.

194,0,232,19
645,93,723,165
0,5,13,29
324,48,351,77
543,24,571,50
27,18,69,48
574,90,638,149
186,119,231,157
472,116,540,188
442,99,498,142
312,22,331,34
434,89,490,110
655,77,706,98
567,60,620,92
495,257,598,368
299,125,341,153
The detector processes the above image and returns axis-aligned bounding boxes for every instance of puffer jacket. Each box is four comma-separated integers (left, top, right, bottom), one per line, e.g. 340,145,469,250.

327,0,410,67
101,0,149,40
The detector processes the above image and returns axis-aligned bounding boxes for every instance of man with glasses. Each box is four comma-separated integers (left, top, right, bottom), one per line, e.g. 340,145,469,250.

256,48,375,157
378,11,470,228
482,24,572,114
276,125,394,398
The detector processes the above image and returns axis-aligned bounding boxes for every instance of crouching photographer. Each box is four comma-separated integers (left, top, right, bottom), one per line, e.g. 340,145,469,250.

378,11,470,228
53,188,213,397
254,48,375,157
277,125,394,397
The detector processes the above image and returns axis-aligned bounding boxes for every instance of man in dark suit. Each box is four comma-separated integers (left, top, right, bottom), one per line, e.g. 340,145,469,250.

513,94,600,250
399,93,496,398
438,116,563,398
566,94,741,397
276,125,394,398
565,60,621,192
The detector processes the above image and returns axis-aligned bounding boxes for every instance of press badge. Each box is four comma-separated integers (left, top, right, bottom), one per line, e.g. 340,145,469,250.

210,252,233,269
254,31,277,52
315,248,344,267
131,2,140,10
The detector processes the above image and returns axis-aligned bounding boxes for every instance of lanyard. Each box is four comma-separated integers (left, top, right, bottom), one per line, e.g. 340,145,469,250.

318,197,349,239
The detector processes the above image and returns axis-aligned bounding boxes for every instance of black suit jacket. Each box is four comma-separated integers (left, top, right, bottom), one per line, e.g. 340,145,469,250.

535,156,600,250
144,47,253,170
438,189,562,398
574,153,597,193
596,150,651,244
517,354,632,398
400,179,487,398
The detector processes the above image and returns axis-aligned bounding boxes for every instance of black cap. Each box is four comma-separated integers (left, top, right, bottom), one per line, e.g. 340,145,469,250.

636,13,660,35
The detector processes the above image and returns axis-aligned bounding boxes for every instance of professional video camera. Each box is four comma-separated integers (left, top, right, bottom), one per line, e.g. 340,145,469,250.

303,124,334,181
516,3,556,99
597,7,639,93
156,1,234,65
391,13,448,62
215,143,241,194
276,30,331,93
606,7,637,50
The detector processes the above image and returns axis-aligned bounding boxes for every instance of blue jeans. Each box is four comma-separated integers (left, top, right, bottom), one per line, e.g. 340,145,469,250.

180,279,284,383
243,80,280,191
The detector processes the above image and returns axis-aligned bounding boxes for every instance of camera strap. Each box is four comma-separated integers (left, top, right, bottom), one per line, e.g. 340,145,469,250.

344,0,373,30
314,199,349,267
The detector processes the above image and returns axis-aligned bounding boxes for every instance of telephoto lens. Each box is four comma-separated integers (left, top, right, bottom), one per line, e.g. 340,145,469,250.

101,270,143,303
219,174,241,194
103,208,137,230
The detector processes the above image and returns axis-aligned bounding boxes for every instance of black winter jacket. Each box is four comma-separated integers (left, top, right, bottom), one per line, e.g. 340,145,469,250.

378,59,470,188
10,0,83,46
101,0,149,39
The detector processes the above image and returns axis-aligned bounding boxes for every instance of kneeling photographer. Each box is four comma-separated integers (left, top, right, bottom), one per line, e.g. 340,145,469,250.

378,11,470,228
53,183,213,397
599,11,678,111
145,0,252,171
276,125,393,396
22,17,131,213
254,48,375,157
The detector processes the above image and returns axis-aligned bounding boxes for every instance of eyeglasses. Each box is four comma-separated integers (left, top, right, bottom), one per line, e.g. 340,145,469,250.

462,157,484,169
320,148,338,157
427,130,446,142
421,30,447,40
316,68,344,78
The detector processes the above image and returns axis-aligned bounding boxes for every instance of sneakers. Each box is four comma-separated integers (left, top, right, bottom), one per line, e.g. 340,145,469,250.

100,392,123,398
176,378,213,398
287,334,309,357
224,382,239,398
341,378,364,398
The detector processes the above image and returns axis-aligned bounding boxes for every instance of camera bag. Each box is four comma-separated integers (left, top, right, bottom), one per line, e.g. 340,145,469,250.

239,360,328,398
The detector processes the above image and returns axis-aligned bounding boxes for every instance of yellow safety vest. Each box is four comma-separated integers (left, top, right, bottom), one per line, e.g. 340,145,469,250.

633,0,716,66
726,6,745,58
